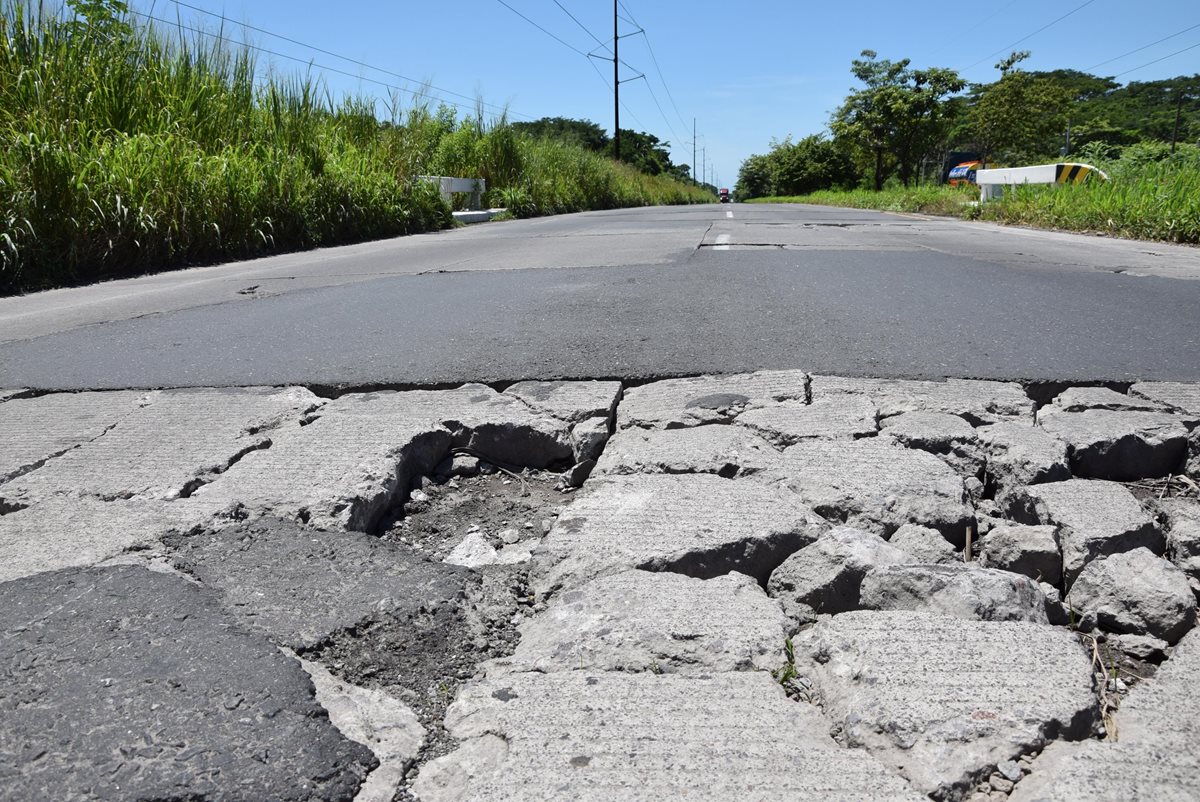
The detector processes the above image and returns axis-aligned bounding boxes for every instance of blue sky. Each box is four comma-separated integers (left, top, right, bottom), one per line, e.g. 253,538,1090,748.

129,0,1199,186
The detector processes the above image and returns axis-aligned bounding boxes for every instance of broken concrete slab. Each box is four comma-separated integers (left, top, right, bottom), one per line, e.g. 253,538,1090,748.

413,671,924,802
767,526,915,626
299,657,425,802
978,524,1063,586
880,411,986,485
533,473,825,597
194,385,577,532
0,390,147,483
1038,409,1193,480
616,370,808,429
165,517,472,651
889,523,959,564
859,564,1050,623
1,387,321,506
975,421,1071,499
0,496,226,583
1160,499,1200,592
810,375,1034,424
502,380,621,424
1006,479,1162,586
487,570,788,675
593,424,782,478
1130,381,1200,415
443,530,500,569
568,416,610,462
734,396,879,444
778,437,974,541
1067,548,1196,643
0,566,376,801
1010,628,1200,802
794,610,1097,799
1050,386,1170,413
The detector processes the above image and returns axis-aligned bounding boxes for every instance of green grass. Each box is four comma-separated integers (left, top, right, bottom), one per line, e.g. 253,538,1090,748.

750,145,1200,245
0,2,708,294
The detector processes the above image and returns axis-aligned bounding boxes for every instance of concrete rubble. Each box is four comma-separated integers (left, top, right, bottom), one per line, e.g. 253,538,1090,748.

3,374,1200,800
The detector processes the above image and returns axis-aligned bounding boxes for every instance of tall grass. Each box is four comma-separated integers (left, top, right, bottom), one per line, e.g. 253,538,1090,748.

0,1,708,294
750,143,1200,244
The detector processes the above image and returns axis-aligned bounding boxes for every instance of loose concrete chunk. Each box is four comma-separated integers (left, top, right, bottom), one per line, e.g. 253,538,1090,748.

165,517,472,650
502,380,621,424
1051,386,1170,413
0,566,376,802
978,524,1062,586
859,564,1050,623
1130,381,1200,415
1006,479,1161,585
1038,409,1194,480
0,496,225,583
811,375,1034,423
780,438,974,541
413,672,924,802
533,473,825,597
976,421,1071,499
488,570,787,675
444,531,500,569
300,657,425,802
767,527,915,626
794,611,1097,799
568,416,610,462
1161,499,1200,593
616,370,808,429
0,390,147,483
735,396,879,444
1010,629,1200,802
889,523,959,564
593,424,781,478
2,387,321,505
1067,548,1196,643
195,385,575,532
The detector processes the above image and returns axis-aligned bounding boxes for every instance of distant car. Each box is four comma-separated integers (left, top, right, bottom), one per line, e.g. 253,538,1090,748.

948,161,984,187
719,188,731,203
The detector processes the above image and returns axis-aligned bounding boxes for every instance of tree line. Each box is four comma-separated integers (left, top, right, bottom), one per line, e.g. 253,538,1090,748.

511,117,692,181
736,50,1200,198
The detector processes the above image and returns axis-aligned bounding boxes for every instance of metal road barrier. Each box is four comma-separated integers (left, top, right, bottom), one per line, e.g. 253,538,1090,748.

975,163,1108,202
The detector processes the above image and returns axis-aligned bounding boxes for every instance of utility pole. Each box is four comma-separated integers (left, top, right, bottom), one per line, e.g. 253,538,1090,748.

613,0,620,161
701,147,706,187
693,118,697,184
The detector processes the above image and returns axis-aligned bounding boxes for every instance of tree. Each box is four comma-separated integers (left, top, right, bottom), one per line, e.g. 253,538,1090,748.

830,51,963,189
966,52,1072,164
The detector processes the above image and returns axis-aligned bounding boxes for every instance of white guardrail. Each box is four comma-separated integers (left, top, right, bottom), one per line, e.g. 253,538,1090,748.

418,176,487,211
975,163,1108,202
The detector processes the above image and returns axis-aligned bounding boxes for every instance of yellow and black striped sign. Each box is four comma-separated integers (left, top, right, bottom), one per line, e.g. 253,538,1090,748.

1055,163,1103,184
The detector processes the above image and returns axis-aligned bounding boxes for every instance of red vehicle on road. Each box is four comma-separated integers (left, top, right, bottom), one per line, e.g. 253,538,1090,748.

719,188,731,203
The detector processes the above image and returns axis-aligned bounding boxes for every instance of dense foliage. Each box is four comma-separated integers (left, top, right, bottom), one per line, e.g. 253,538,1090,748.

0,1,708,294
736,47,1198,203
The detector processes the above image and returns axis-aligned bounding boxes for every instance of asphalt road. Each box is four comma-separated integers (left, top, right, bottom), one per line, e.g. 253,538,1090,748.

1,204,1198,389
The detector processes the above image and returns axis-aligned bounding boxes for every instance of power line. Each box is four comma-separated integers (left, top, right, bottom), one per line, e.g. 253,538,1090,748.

552,0,611,55
130,9,526,119
635,75,680,145
618,1,688,132
961,0,1100,73
1085,22,1200,71
494,0,588,57
1113,40,1200,78
167,0,514,117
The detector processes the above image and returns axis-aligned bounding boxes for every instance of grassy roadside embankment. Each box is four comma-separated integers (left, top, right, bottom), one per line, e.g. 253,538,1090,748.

750,143,1200,245
0,2,709,295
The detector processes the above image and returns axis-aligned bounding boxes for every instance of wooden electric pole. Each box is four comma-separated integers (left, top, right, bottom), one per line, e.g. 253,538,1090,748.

613,0,620,161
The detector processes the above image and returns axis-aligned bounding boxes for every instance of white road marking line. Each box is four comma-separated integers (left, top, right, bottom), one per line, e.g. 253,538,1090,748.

726,210,734,219
715,234,731,251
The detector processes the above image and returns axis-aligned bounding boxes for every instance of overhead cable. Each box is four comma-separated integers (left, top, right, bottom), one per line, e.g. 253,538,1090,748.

960,0,1100,72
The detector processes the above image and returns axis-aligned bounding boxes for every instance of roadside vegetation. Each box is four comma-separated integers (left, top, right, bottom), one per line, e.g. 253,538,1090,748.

737,48,1200,244
0,1,708,294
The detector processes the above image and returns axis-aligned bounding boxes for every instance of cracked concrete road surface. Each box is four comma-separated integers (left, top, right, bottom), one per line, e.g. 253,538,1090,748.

1,204,1198,388
4,205,1200,801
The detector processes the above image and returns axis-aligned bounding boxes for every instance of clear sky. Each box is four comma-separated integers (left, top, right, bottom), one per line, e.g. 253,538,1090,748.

128,0,1199,187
